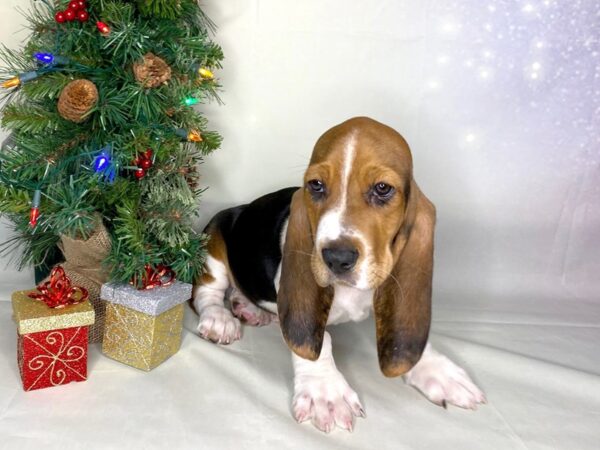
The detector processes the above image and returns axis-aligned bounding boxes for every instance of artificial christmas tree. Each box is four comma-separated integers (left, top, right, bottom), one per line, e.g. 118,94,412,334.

0,1,222,295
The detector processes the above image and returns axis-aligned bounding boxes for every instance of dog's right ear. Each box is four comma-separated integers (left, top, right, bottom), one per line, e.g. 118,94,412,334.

374,182,435,377
278,189,332,361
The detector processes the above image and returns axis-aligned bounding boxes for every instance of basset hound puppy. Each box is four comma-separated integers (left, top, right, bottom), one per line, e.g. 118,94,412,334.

193,117,486,432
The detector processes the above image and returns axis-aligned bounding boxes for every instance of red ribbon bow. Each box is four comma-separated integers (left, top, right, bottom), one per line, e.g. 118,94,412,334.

28,266,89,309
131,264,176,290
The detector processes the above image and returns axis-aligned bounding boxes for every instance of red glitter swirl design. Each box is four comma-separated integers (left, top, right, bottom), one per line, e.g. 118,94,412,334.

25,329,86,390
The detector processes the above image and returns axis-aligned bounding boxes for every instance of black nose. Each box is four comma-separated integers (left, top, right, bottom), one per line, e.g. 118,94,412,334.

322,246,359,275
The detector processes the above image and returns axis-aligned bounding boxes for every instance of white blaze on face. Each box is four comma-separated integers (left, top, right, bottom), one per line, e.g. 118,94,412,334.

353,246,372,289
312,132,375,289
315,133,357,249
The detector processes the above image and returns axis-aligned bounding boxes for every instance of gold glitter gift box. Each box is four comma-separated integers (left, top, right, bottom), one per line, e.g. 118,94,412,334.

100,282,192,371
12,290,95,391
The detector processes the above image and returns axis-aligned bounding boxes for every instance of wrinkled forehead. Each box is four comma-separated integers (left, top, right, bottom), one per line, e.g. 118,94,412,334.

308,118,413,180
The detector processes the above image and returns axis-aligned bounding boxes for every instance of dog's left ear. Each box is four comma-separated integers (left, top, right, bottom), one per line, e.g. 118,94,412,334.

374,180,436,377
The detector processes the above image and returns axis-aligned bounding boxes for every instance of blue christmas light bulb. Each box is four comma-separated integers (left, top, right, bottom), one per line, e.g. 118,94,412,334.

34,52,54,65
93,153,110,172
33,53,69,66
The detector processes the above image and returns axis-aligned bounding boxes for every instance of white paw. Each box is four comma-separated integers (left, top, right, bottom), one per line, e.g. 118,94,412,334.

196,305,241,345
404,349,486,409
292,371,365,433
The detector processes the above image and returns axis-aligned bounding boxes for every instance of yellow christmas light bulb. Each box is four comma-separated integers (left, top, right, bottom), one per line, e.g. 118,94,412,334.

2,77,21,89
198,68,214,80
188,130,203,142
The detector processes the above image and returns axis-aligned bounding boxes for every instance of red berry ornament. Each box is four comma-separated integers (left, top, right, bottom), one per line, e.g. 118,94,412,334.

139,159,152,170
55,0,88,25
134,168,146,179
135,150,154,171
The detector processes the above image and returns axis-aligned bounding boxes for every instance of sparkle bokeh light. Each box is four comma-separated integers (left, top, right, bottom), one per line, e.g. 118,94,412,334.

411,0,600,295
423,1,598,162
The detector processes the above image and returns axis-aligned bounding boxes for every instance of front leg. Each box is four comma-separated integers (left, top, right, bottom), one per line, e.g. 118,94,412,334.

404,343,486,409
292,331,365,433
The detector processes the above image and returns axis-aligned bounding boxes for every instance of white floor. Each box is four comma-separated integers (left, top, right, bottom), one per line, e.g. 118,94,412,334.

1,289,599,450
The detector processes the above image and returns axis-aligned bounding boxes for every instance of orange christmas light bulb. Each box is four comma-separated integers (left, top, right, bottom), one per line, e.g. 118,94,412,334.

188,130,203,142
2,77,21,89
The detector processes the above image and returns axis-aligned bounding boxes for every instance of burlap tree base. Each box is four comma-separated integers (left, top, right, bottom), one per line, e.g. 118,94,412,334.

57,220,111,343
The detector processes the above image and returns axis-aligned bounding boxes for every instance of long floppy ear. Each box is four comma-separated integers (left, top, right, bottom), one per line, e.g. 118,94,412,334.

278,189,333,361
374,181,436,377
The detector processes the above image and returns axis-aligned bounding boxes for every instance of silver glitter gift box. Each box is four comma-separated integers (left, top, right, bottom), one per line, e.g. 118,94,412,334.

100,282,192,371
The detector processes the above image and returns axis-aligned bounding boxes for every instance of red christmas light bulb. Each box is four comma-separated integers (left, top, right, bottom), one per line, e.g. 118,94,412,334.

29,190,42,228
29,207,40,227
144,149,153,160
68,0,81,11
134,168,146,179
96,21,111,35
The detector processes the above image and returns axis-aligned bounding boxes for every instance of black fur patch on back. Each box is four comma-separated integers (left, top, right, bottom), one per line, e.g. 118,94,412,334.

217,187,299,304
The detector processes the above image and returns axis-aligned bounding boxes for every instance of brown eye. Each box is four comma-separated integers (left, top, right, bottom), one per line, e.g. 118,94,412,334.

368,182,395,206
307,179,325,194
374,182,393,197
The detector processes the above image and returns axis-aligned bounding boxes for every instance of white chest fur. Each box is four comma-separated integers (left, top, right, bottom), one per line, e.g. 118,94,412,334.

271,268,374,324
327,284,374,325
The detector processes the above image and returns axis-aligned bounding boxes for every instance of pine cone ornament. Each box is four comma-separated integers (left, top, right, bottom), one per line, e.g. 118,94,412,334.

57,79,98,123
133,53,172,88
180,165,199,190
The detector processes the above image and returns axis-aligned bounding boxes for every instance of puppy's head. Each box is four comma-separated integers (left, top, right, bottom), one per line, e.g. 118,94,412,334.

302,117,413,290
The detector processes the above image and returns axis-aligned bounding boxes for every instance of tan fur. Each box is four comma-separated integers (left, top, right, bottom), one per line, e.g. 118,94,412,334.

197,225,229,285
279,117,435,376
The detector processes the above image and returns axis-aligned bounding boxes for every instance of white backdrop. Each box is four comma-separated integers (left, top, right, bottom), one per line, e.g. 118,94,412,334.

1,1,598,302
1,2,599,449
0,0,37,295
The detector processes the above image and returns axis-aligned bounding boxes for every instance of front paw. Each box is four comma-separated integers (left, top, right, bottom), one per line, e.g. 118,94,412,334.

405,352,486,409
197,305,241,345
292,372,365,433
231,299,276,326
